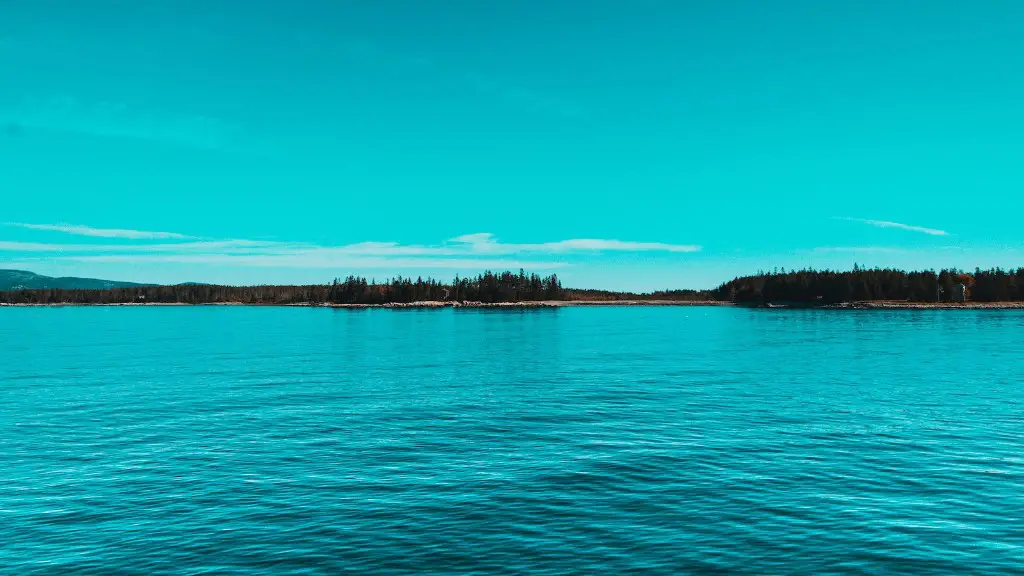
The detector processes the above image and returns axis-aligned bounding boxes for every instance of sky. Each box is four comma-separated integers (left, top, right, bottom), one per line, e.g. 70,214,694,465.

1,0,1023,290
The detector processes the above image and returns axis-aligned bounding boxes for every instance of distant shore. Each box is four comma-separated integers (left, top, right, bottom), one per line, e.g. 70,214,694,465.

4,300,1024,309
0,300,730,308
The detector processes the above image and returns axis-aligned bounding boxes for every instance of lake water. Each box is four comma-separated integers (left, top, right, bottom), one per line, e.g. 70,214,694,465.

1,307,1022,574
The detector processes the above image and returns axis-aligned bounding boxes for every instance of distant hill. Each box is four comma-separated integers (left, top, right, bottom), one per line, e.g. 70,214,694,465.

0,269,147,291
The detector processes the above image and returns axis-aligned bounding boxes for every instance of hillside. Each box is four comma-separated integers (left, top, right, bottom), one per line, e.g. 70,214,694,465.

0,269,146,291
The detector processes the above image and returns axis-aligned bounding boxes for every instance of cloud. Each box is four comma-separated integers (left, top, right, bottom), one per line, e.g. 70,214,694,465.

297,34,587,121
0,95,270,155
1,226,700,273
449,233,701,254
3,231,698,256
6,222,195,240
450,233,496,246
0,239,275,252
836,218,949,237
56,254,568,271
812,246,911,254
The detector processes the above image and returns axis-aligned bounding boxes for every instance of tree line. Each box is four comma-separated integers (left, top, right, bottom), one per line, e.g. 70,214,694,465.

4,266,1024,305
714,266,1024,304
0,271,569,305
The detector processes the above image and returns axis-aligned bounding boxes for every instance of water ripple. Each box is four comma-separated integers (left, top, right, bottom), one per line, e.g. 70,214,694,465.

1,307,1022,574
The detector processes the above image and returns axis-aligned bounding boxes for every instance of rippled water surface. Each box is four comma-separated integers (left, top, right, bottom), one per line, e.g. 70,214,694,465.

2,307,1022,574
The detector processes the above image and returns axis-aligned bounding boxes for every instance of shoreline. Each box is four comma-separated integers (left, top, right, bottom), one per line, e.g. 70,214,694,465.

3,300,1024,309
822,301,1024,310
335,300,732,308
0,300,730,309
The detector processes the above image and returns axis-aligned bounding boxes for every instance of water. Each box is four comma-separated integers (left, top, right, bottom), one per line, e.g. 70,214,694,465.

1,306,1022,575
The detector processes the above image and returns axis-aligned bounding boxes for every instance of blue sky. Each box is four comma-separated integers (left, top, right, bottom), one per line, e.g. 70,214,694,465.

1,1,1022,290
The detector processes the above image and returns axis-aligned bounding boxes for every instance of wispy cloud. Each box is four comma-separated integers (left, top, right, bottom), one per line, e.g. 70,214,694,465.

6,222,195,240
56,254,567,271
0,240,273,252
836,218,949,237
449,233,701,254
1,227,700,271
812,246,911,255
298,34,587,121
0,95,270,155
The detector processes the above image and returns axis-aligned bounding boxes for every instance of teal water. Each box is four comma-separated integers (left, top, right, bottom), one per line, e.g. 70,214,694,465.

1,307,1022,574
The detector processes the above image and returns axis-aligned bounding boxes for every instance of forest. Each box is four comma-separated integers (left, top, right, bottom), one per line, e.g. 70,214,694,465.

3,267,1024,305
0,271,569,305
715,266,1024,304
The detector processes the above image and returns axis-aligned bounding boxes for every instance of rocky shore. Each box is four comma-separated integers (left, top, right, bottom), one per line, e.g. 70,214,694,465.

824,301,1024,310
326,300,730,309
